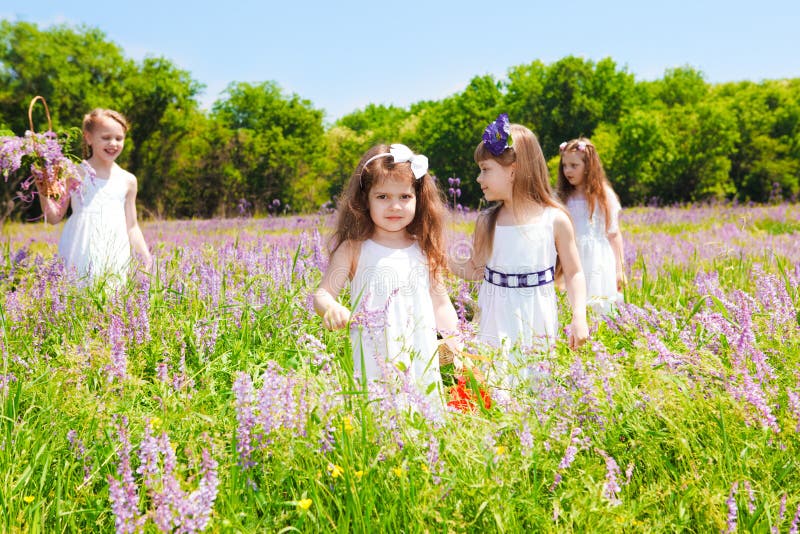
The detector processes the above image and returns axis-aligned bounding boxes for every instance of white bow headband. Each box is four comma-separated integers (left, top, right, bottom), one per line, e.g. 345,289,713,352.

361,144,429,185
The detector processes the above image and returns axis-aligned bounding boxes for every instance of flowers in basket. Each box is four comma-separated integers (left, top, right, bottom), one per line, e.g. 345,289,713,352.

439,343,492,412
448,373,492,413
0,128,86,202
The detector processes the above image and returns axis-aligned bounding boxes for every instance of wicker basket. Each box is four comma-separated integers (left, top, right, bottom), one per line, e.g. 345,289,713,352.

438,342,488,384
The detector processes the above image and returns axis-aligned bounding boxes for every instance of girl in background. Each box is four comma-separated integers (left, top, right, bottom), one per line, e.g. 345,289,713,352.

557,138,625,316
37,108,151,281
313,143,460,409
450,114,588,387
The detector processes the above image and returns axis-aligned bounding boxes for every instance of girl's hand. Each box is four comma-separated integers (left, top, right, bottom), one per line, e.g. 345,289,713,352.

568,318,589,350
322,303,351,330
616,270,627,291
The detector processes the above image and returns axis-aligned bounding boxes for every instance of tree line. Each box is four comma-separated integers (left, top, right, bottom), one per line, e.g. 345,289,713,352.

2,20,798,221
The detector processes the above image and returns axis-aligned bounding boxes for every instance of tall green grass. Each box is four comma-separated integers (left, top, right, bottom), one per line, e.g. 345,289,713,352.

0,205,798,532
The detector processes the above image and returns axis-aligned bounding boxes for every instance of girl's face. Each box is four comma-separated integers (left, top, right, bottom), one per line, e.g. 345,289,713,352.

367,176,417,239
476,158,514,203
84,116,126,164
561,151,587,189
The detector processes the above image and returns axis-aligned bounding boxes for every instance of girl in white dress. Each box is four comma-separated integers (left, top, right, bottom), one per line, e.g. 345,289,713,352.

557,138,626,316
313,144,460,410
450,114,588,387
36,109,151,282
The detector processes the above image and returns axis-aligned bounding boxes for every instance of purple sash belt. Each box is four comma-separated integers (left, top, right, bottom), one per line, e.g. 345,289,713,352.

483,265,555,288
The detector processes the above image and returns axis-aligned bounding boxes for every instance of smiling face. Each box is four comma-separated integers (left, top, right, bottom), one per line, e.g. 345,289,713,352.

476,158,514,203
367,175,417,240
561,151,587,190
84,115,126,164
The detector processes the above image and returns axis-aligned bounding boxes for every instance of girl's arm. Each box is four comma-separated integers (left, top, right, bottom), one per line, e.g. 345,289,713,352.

553,210,589,349
124,174,153,271
429,275,462,352
448,215,485,281
312,241,355,330
604,189,626,290
37,188,70,224
37,168,86,223
448,254,483,281
608,230,625,290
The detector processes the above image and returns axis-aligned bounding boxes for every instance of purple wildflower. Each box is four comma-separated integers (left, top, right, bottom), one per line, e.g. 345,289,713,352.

232,373,256,468
107,416,144,534
425,433,442,484
792,502,800,534
67,429,92,484
725,482,738,534
105,314,129,384
596,449,622,506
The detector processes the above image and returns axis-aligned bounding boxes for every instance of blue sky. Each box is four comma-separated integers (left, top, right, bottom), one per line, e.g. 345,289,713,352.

3,1,799,122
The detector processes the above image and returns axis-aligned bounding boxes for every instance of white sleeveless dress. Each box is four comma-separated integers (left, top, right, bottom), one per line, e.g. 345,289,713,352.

477,208,559,381
58,163,132,281
566,193,622,315
349,239,441,402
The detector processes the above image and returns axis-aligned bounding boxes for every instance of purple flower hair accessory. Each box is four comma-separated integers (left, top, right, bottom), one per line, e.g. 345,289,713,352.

482,113,512,156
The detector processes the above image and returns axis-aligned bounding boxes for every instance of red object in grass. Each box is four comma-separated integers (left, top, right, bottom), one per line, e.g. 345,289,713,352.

447,376,492,412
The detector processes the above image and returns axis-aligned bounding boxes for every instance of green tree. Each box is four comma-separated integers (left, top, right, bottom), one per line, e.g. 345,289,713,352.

412,75,505,206
537,56,635,156
118,56,204,211
645,66,710,108
212,81,328,212
505,60,547,132
0,20,130,132
597,110,673,205
717,80,800,202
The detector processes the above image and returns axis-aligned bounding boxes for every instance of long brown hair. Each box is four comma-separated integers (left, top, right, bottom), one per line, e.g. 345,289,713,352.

556,137,616,231
472,123,563,268
330,144,448,278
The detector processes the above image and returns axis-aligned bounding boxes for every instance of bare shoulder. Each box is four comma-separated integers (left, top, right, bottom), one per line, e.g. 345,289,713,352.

604,184,621,204
551,206,572,228
335,239,361,258
117,166,138,190
324,239,363,284
330,239,362,268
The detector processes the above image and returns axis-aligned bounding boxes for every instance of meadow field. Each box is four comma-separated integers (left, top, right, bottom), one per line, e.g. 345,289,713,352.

1,203,799,533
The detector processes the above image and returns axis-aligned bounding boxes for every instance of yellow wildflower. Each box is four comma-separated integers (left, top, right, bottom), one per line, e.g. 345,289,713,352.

343,416,354,433
297,498,312,511
392,466,404,477
150,417,162,429
23,496,34,504
495,445,507,456
327,463,344,479
354,470,364,480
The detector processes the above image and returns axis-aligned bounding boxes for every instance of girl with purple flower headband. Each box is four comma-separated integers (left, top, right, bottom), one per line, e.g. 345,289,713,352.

557,137,626,316
450,115,588,389
37,109,151,282
312,143,460,409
